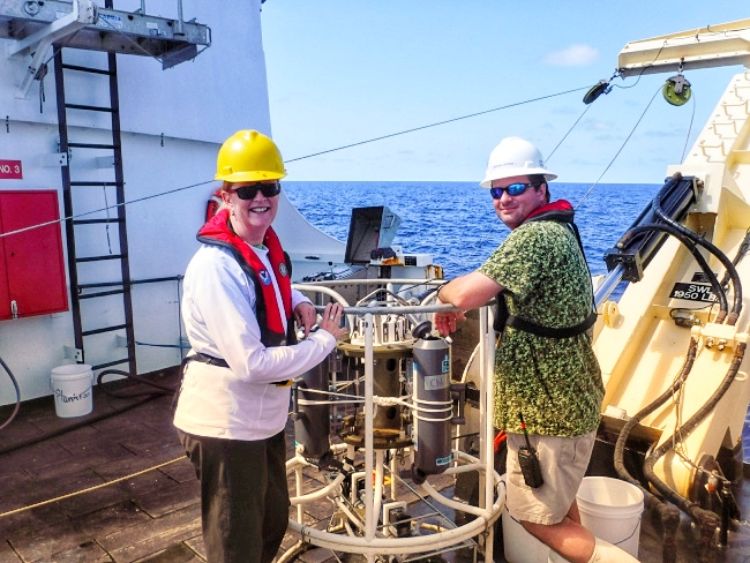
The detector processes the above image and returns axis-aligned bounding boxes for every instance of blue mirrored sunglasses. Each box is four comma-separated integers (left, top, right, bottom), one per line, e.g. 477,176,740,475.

490,182,536,199
235,182,281,200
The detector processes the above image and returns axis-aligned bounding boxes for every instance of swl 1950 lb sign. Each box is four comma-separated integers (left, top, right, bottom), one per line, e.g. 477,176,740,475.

670,282,717,303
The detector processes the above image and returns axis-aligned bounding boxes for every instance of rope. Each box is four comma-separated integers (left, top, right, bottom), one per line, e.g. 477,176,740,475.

285,86,590,163
0,178,214,239
574,84,662,210
0,455,184,519
546,103,592,163
0,86,588,240
680,91,697,163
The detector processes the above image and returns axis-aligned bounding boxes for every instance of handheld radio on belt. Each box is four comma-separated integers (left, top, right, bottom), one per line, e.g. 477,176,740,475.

517,412,544,488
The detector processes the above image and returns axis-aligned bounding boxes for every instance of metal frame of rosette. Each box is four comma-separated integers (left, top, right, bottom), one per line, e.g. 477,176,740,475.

284,279,504,562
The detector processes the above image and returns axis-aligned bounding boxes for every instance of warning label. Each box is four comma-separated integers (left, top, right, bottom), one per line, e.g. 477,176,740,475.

670,282,717,303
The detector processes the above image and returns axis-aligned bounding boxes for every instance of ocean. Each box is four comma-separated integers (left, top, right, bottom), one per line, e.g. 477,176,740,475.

287,180,750,459
284,181,661,278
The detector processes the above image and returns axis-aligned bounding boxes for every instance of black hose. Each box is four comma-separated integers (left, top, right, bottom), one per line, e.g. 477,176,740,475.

0,355,20,431
642,342,746,523
0,368,177,454
0,394,159,456
613,338,697,503
622,223,738,320
97,368,176,398
650,177,739,321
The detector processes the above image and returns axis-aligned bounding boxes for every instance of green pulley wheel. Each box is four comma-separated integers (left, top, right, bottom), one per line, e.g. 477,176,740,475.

663,74,692,106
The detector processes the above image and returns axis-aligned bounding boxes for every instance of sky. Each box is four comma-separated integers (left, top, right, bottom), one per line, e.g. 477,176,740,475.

260,1,749,184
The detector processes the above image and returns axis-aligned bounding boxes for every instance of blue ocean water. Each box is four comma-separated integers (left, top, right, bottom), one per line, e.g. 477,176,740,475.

287,181,750,459
284,181,660,278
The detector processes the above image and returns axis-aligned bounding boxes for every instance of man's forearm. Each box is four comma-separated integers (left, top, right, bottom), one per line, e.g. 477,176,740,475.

437,271,503,310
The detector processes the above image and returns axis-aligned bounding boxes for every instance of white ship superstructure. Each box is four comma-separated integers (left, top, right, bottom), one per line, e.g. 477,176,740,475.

0,0,347,405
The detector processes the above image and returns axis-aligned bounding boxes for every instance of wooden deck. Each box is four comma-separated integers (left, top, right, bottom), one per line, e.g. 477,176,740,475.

1,371,750,562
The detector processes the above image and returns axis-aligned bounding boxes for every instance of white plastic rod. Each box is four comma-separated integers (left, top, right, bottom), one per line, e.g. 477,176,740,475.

294,465,303,522
484,305,496,512
364,312,375,558
483,305,496,562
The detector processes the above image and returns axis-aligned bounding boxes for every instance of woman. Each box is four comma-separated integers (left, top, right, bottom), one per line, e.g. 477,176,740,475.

174,130,346,562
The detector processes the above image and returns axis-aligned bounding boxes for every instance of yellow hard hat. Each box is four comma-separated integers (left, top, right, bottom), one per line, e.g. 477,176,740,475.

214,129,287,183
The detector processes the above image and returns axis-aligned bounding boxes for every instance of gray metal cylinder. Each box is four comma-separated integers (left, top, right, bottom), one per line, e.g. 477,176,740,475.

411,336,452,483
294,361,330,462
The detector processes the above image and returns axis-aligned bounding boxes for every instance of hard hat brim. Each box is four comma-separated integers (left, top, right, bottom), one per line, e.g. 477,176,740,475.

215,170,287,183
479,166,557,188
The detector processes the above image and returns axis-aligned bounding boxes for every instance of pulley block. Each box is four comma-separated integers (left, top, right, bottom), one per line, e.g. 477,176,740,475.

663,74,692,106
583,79,612,105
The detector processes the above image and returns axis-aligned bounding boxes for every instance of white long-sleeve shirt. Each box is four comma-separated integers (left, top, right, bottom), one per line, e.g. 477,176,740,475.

174,243,336,440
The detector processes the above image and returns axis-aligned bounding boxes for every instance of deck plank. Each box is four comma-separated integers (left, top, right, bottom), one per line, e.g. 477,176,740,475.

0,541,22,563
121,470,200,519
99,503,202,562
3,372,750,562
5,516,94,562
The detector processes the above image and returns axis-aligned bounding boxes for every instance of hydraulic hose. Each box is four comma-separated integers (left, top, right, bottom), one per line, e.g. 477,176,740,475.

0,368,177,455
620,223,736,320
650,177,740,322
614,338,697,498
0,394,158,456
97,368,176,398
0,355,20,431
642,342,746,525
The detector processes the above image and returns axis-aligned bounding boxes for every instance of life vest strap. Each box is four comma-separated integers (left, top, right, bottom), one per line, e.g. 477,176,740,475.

505,310,597,338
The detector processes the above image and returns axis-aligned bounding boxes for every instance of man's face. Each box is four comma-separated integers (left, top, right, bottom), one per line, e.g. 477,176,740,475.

490,175,547,229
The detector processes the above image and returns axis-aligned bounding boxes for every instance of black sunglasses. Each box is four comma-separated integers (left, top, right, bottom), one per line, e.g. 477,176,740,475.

490,182,539,199
235,182,282,200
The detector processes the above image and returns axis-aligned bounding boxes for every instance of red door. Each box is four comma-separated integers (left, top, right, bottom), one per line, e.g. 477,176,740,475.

0,190,68,319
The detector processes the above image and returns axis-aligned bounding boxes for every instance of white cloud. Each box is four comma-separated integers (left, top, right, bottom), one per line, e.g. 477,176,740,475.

544,44,599,66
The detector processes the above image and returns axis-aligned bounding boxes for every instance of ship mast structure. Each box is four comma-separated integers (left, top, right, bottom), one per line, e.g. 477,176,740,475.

593,19,750,550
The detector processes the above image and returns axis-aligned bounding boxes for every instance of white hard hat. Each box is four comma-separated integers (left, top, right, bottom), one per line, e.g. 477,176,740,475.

480,136,557,188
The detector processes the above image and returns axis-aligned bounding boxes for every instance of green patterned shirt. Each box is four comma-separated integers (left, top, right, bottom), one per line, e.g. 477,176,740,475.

478,219,603,436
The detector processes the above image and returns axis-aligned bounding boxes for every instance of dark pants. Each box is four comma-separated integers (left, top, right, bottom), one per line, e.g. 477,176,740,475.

178,430,290,563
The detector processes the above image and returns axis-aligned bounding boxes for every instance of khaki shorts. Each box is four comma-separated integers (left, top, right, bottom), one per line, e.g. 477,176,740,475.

505,430,596,525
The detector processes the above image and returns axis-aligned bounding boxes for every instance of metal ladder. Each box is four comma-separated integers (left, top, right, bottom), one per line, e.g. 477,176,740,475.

53,45,136,374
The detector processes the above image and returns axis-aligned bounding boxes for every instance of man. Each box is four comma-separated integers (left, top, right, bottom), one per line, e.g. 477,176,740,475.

435,137,631,562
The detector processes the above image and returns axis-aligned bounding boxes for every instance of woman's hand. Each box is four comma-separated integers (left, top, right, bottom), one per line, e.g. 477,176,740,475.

318,302,348,340
294,301,317,338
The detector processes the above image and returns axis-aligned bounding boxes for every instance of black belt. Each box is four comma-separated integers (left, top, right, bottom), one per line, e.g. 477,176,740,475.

187,352,291,387
189,352,229,367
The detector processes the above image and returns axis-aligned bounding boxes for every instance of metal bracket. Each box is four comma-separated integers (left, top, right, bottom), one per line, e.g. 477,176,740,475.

40,152,68,167
9,0,97,99
691,323,748,351
64,345,84,362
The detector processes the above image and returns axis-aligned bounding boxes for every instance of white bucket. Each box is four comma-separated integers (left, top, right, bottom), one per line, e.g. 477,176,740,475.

51,364,93,418
576,476,644,558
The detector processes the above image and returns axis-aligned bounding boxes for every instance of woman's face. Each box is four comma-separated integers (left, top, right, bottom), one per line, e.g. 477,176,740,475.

222,181,281,244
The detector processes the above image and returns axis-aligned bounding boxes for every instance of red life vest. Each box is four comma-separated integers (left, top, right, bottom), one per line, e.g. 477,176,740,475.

197,208,295,347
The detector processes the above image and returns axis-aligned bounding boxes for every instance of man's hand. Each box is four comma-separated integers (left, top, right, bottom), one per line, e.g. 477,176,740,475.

294,301,317,338
434,310,466,337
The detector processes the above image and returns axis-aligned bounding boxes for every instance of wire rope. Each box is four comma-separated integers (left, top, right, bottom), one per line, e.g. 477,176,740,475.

546,103,592,163
284,86,589,163
574,84,662,210
0,86,589,240
680,90,697,163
